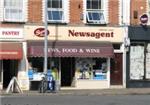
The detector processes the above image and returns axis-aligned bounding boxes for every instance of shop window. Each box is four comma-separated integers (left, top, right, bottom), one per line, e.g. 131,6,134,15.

113,44,120,50
47,0,66,23
130,44,145,80
129,42,150,80
76,58,107,80
28,57,59,81
3,0,25,22
86,0,105,24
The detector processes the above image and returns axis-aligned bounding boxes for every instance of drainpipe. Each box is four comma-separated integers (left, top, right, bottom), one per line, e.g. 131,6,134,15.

122,0,130,88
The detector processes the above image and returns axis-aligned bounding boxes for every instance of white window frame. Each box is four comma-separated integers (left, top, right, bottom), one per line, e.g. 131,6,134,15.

147,0,150,25
47,0,67,23
3,0,27,22
86,10,105,24
84,0,107,24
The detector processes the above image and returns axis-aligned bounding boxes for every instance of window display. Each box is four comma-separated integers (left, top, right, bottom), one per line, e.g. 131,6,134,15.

76,58,107,80
28,57,59,81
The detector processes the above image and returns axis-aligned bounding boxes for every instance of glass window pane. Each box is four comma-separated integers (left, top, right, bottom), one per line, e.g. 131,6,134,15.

48,0,62,8
48,11,53,20
88,12,93,20
92,0,98,9
98,0,102,9
53,11,62,20
59,0,62,8
52,11,60,20
48,0,52,8
5,8,23,20
47,0,64,22
5,0,22,7
4,0,23,21
87,0,102,9
87,0,91,9
52,0,59,8
4,0,10,6
93,12,100,20
48,11,63,21
100,13,104,20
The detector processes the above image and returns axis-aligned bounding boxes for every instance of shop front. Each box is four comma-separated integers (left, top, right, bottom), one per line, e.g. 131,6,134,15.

0,28,24,90
24,25,124,89
127,26,150,88
27,41,113,89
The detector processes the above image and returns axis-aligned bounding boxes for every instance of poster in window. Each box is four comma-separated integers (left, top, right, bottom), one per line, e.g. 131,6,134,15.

130,46,144,80
146,43,150,79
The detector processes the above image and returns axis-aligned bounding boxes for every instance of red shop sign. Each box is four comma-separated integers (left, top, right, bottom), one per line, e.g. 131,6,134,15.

34,28,50,37
140,14,148,25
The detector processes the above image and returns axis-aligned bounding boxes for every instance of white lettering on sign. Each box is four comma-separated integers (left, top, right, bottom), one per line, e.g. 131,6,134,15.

48,48,100,54
62,48,78,53
48,48,60,53
85,49,100,53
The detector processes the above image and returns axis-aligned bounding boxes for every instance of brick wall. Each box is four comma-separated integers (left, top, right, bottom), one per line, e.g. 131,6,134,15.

0,0,121,26
28,0,42,23
69,0,83,24
108,0,119,25
0,23,23,27
130,0,147,25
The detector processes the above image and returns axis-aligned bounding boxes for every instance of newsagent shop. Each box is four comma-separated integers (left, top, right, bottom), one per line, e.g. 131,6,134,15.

24,25,124,90
127,26,150,88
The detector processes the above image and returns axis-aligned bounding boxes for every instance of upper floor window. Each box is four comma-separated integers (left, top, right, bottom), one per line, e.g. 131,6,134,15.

86,0,105,24
47,0,65,23
3,0,25,22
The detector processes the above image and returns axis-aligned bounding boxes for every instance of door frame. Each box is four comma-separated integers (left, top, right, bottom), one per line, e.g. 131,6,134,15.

110,53,123,85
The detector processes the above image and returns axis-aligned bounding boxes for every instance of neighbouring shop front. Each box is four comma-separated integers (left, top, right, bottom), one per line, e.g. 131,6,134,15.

0,42,23,89
0,28,26,90
127,26,150,88
27,41,113,89
24,25,124,89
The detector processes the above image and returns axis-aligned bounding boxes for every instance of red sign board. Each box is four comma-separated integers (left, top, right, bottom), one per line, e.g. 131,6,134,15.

34,28,49,37
140,14,148,25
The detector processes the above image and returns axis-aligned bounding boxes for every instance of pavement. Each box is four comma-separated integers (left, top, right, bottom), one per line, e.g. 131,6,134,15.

1,88,150,96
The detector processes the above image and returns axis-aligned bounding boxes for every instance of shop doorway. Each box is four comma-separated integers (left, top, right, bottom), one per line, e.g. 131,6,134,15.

110,53,123,85
61,57,75,87
3,60,19,89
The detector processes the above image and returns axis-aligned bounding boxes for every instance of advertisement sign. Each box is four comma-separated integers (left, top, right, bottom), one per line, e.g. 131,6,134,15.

24,25,124,43
0,28,23,39
17,71,29,90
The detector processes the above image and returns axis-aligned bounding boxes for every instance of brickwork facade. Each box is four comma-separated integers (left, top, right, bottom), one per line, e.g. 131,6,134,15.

130,0,147,25
108,0,119,25
28,0,43,23
0,0,122,26
69,0,83,24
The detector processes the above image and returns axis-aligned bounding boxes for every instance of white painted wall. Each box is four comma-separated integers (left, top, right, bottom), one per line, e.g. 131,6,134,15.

119,0,130,25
